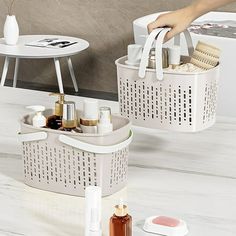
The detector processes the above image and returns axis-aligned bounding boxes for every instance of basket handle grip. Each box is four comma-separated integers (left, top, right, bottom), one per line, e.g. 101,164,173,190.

138,28,163,79
58,131,133,154
18,131,48,142
139,28,194,80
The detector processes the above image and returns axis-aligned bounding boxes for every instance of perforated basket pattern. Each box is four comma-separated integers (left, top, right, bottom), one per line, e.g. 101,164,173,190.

116,56,220,132
22,139,129,197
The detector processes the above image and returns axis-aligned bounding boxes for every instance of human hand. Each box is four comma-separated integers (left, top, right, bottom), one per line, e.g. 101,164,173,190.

147,7,195,41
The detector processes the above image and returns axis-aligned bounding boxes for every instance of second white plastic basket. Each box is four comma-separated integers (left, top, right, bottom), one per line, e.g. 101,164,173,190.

116,28,220,132
18,111,132,197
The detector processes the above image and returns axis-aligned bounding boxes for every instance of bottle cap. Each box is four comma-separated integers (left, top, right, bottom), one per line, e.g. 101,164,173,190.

83,99,99,120
168,45,181,65
114,199,128,217
62,101,77,128
98,107,112,124
50,93,65,117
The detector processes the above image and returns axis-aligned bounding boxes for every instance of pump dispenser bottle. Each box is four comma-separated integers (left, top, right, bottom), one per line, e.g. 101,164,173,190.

109,199,132,236
46,93,65,129
27,106,47,128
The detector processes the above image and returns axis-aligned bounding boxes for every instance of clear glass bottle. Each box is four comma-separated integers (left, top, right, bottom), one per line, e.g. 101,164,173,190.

59,101,82,133
109,200,132,236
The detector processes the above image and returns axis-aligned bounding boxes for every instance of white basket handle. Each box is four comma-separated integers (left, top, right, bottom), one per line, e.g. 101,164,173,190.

58,131,133,154
18,132,48,142
139,28,194,81
139,28,163,79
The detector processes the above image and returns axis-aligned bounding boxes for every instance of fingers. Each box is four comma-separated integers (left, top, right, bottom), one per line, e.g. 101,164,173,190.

147,16,165,33
164,27,181,42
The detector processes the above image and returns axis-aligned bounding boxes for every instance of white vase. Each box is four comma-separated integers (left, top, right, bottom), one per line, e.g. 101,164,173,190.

3,15,19,45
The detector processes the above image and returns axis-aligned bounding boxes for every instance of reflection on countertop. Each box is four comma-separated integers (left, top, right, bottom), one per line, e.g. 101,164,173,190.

0,87,236,236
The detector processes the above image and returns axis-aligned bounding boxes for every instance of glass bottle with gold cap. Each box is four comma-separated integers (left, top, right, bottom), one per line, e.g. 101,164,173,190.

109,199,132,236
59,101,82,133
46,93,65,130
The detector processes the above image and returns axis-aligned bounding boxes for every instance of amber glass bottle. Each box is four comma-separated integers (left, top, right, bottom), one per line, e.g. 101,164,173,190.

46,93,65,129
109,201,132,236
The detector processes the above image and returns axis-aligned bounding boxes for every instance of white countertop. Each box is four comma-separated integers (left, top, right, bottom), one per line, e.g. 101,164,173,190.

0,87,235,236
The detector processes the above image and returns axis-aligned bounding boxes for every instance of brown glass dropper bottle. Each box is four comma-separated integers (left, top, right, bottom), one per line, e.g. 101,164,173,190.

109,199,132,236
46,93,65,129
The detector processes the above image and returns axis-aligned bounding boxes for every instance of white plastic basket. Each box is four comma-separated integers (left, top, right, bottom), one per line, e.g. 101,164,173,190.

18,110,132,197
116,28,220,132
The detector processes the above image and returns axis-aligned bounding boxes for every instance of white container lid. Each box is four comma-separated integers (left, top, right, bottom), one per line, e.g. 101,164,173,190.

83,99,99,120
143,216,188,236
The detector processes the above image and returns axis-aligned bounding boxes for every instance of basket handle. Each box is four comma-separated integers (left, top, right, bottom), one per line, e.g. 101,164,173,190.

18,131,48,142
58,131,133,154
139,28,194,81
138,28,163,79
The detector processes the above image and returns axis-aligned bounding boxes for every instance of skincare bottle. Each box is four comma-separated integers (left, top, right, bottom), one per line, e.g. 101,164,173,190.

97,107,113,135
27,105,47,128
80,99,99,134
46,93,65,129
85,186,102,236
59,101,82,133
168,46,181,69
109,199,132,236
148,48,169,69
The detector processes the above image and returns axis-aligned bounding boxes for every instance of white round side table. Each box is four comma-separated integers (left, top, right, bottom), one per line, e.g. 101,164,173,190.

0,35,89,93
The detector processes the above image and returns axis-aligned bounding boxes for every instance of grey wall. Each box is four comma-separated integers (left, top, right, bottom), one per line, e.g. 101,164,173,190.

1,0,236,94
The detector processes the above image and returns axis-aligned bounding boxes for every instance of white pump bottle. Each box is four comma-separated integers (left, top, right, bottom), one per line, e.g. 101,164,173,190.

27,106,46,128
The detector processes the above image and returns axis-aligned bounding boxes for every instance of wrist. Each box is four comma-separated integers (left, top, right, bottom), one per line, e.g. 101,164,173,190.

181,6,198,24
187,1,211,21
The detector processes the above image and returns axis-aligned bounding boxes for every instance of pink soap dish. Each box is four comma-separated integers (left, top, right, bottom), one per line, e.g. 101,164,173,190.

143,215,188,236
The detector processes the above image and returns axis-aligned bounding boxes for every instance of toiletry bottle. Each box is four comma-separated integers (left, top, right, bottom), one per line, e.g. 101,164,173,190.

89,208,102,236
168,45,181,69
80,99,99,134
97,107,113,135
27,105,47,128
109,199,132,236
148,48,169,69
59,101,82,133
85,186,102,236
46,93,65,129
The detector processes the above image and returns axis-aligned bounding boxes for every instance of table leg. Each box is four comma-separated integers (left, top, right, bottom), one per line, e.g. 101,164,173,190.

1,57,10,86
67,57,79,92
54,58,64,94
13,58,20,88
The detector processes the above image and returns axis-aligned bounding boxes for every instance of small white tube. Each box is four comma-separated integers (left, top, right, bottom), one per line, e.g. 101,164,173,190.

89,208,102,236
85,186,102,236
168,45,181,67
83,99,99,120
97,107,113,135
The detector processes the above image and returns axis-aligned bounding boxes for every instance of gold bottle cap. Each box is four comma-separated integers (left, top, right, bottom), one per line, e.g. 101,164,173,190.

114,200,128,217
50,93,65,117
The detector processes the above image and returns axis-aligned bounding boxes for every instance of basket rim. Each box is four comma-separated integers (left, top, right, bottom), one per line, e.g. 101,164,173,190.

20,110,131,138
115,55,220,75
